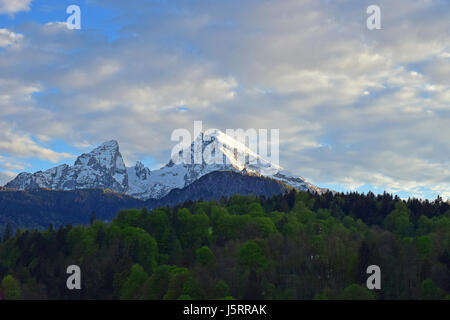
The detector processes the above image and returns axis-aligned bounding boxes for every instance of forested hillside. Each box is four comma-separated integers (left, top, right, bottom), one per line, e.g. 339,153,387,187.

0,171,290,231
0,191,449,300
0,188,143,231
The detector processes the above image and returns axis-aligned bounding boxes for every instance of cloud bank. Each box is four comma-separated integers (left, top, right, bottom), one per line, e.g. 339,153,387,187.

0,0,449,199
0,0,32,16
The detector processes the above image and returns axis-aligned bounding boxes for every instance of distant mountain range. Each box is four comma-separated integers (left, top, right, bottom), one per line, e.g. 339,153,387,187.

4,130,325,200
0,170,293,229
1,131,329,229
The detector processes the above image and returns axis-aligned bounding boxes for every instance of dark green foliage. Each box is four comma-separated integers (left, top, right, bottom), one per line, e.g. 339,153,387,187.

339,284,377,300
121,264,148,300
195,246,215,266
421,278,446,300
238,240,268,273
1,275,21,300
214,280,230,299
0,190,448,299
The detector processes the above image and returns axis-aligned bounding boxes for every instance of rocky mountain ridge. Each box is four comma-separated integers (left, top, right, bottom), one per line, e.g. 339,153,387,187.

5,131,325,199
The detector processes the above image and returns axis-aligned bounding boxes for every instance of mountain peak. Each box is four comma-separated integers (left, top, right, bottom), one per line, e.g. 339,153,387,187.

74,140,122,168
6,138,129,193
5,137,325,199
134,161,145,169
101,140,119,148
201,129,225,139
185,129,281,175
94,140,120,152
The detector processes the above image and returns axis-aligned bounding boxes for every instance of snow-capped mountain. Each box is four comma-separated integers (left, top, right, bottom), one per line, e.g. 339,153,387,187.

5,131,325,199
125,130,323,199
6,140,129,193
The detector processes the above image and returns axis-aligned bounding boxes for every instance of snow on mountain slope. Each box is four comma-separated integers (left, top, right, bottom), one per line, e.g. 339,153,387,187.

6,140,129,193
126,130,324,199
5,132,325,199
126,161,153,200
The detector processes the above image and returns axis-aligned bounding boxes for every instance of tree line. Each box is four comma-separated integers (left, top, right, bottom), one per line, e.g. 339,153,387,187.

0,190,449,300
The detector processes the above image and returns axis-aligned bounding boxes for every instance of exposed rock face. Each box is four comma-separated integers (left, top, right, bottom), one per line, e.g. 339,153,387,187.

126,130,325,199
126,161,153,200
6,140,129,193
5,132,326,199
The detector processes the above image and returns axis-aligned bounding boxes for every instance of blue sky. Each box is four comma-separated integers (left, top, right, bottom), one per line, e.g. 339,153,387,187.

0,1,119,36
0,0,449,200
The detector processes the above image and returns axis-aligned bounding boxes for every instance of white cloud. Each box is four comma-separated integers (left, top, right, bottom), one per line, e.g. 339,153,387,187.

2,162,26,170
440,192,450,202
0,124,73,163
0,28,23,47
0,155,28,171
0,79,40,111
0,0,449,198
0,0,32,16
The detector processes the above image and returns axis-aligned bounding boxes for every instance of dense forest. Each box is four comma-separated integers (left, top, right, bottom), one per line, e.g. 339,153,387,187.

0,190,449,300
0,171,289,231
